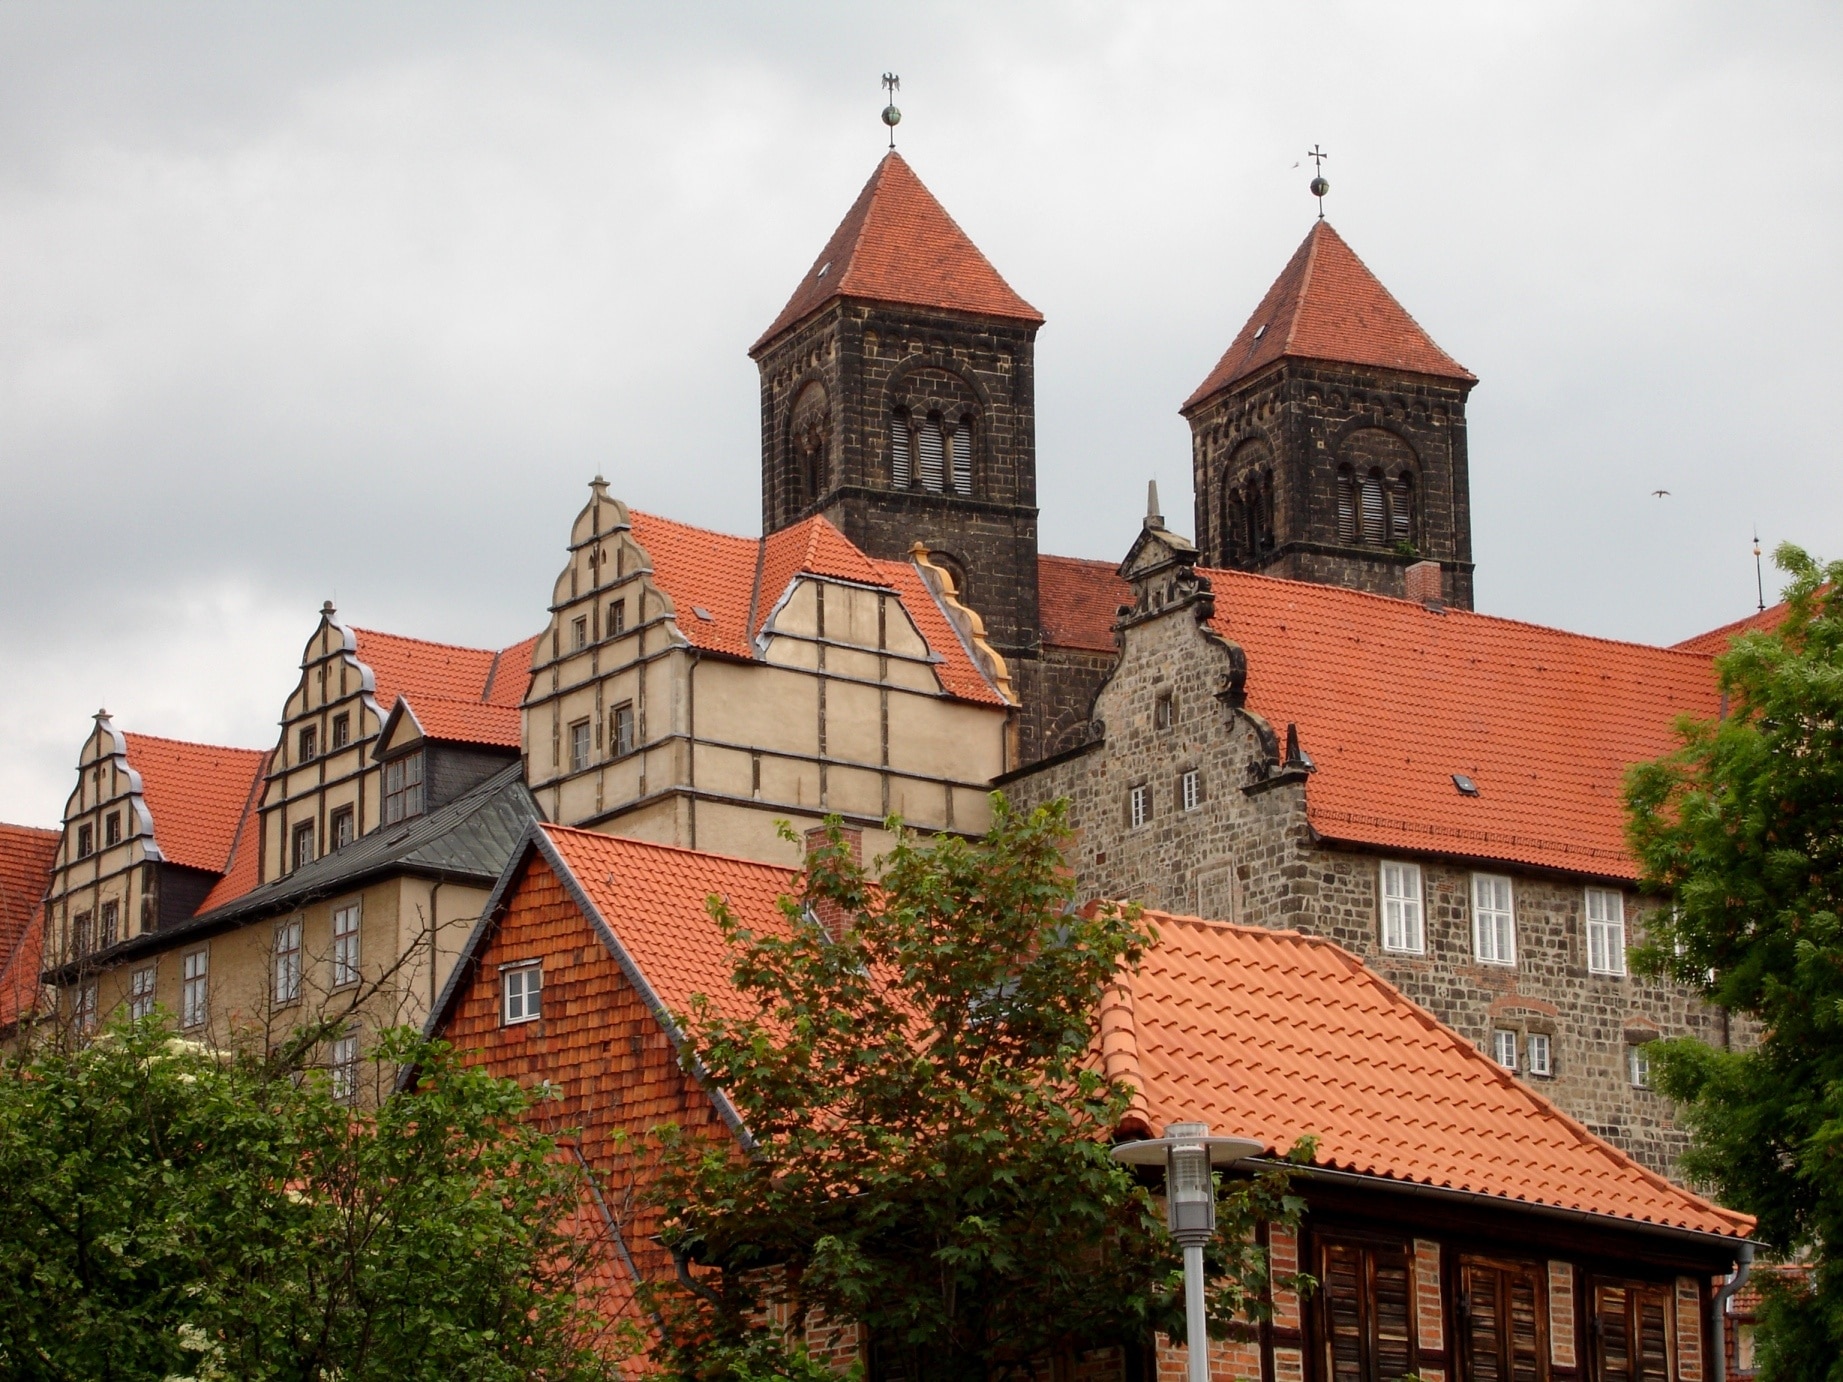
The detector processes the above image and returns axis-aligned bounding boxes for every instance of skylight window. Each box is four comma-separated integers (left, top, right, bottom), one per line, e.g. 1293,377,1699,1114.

816,261,831,279
1252,323,1267,340
1452,774,1479,796
694,607,714,622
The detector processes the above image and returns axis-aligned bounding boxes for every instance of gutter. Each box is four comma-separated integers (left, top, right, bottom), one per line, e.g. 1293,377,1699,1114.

1711,1241,1755,1382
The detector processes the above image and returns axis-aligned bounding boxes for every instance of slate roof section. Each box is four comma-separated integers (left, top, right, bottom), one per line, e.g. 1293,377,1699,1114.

1184,221,1474,411
1027,557,1720,878
121,734,269,874
1104,908,1750,1239
752,151,1042,354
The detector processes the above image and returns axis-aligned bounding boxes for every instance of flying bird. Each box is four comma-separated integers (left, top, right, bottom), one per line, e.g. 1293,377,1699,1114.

1651,489,1671,498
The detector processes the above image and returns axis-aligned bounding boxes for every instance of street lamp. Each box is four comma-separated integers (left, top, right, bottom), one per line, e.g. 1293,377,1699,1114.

1113,1122,1264,1382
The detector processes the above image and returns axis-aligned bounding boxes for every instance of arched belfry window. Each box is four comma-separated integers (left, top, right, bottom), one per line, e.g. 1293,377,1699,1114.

890,410,913,489
1223,487,1246,564
950,419,972,495
1337,465,1358,543
1361,469,1387,544
918,415,947,493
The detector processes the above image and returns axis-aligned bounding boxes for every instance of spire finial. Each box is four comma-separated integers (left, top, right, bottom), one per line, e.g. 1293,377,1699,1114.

881,74,901,150
1307,144,1329,219
1145,480,1164,529
1753,526,1766,613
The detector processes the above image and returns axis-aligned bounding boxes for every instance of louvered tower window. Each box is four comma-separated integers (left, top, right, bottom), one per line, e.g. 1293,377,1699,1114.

918,417,946,492
889,413,912,488
1361,470,1387,544
1392,473,1415,544
1337,466,1358,542
950,420,971,494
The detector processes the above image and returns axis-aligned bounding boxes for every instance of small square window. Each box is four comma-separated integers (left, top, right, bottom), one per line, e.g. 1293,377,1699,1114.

331,805,355,851
1472,873,1515,966
609,599,627,636
570,719,592,773
104,810,122,846
1492,1029,1518,1070
1154,693,1174,731
299,725,318,762
1180,769,1201,813
613,703,635,757
1586,888,1627,975
1628,1044,1652,1088
76,823,94,859
99,900,119,949
571,616,589,651
275,916,303,1005
332,902,361,988
129,964,157,1021
291,819,316,872
1527,1032,1552,1077
181,948,209,1029
331,712,351,750
330,1031,361,1104
503,964,542,1025
1380,861,1424,954
1128,784,1148,830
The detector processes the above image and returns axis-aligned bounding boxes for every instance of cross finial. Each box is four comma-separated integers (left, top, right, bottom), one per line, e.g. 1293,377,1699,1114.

1307,144,1329,219
881,74,902,150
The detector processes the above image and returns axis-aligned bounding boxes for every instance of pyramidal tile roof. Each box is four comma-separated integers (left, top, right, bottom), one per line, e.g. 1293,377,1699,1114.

121,734,270,874
1184,221,1474,411
752,151,1042,354
1108,909,1750,1239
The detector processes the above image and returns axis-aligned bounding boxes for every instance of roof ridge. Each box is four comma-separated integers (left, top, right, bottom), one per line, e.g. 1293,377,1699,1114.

541,821,801,880
211,748,273,888
350,626,503,658
0,822,60,839
629,509,762,547
1277,221,1322,359
121,731,267,757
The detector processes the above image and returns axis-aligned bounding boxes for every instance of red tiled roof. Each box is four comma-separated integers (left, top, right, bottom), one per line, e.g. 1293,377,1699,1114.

122,734,269,874
1184,221,1473,411
194,749,272,912
1032,559,1720,878
626,510,1006,706
0,821,56,971
1671,600,1791,656
396,696,522,750
352,629,501,712
1039,555,1128,652
752,151,1042,354
1106,909,1749,1238
484,635,541,708
0,906,45,1031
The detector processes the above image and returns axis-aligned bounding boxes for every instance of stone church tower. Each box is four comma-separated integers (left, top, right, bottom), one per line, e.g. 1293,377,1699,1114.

1183,221,1480,608
750,152,1046,661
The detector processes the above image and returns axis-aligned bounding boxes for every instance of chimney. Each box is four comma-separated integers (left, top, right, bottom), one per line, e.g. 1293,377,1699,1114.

1404,561,1444,609
803,824,863,866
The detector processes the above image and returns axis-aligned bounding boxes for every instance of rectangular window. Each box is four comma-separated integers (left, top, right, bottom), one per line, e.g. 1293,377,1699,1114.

383,752,424,824
331,711,350,749
299,724,318,762
1181,769,1201,813
503,963,542,1025
291,819,316,871
609,599,626,636
331,805,355,850
613,703,635,757
71,911,92,959
77,823,94,858
1319,1238,1416,1382
74,981,98,1034
130,964,157,1021
104,810,122,846
1527,1032,1552,1077
99,900,119,949
1628,1044,1652,1089
1590,1279,1673,1382
1155,693,1174,730
570,719,592,773
182,948,209,1029
571,616,588,651
1129,784,1148,829
1380,861,1424,954
332,902,361,988
1472,873,1516,965
274,916,303,1005
1737,1323,1756,1373
1586,887,1627,975
1458,1257,1547,1382
1492,1029,1518,1070
330,1031,360,1104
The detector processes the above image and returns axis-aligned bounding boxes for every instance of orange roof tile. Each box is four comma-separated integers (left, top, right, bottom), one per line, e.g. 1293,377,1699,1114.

1108,909,1749,1238
395,695,522,750
752,152,1042,354
0,821,57,971
351,629,501,712
1671,600,1791,656
0,905,45,1031
1184,221,1473,411
121,735,269,874
1030,558,1719,878
484,635,541,707
1039,554,1128,652
192,748,272,912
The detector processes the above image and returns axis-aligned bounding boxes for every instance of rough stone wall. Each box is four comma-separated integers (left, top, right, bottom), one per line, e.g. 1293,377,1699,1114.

1013,645,1117,766
755,300,1042,659
1186,361,1475,610
1007,582,1722,1176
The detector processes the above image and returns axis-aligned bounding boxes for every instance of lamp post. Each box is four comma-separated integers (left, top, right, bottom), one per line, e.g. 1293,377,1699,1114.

1113,1122,1263,1382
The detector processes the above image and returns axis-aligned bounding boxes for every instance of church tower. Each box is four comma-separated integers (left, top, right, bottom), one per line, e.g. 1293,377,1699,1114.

751,153,1045,660
1183,221,1479,608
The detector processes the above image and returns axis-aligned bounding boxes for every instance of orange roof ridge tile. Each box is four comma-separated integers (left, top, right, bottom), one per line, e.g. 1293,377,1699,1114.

346,626,503,658
541,821,803,879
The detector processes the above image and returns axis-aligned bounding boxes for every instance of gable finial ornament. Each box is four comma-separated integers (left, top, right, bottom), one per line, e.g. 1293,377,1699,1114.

881,73,901,150
1146,480,1164,530
1307,144,1329,219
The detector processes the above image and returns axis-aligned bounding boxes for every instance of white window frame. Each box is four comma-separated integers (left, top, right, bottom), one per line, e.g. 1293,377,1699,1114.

291,819,315,871
74,980,98,1033
1472,873,1516,966
1526,1032,1552,1077
613,703,635,757
129,963,157,1021
332,902,361,989
330,1031,361,1103
1380,861,1425,954
274,916,303,1005
1628,1043,1652,1088
1181,769,1201,813
1128,784,1148,830
181,948,209,1029
569,719,592,774
1492,1029,1517,1070
571,616,588,651
383,751,424,824
1586,887,1627,975
502,962,542,1025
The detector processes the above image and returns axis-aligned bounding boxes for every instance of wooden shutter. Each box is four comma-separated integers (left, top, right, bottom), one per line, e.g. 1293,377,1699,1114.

1319,1239,1418,1382
1460,1258,1547,1382
1593,1280,1673,1382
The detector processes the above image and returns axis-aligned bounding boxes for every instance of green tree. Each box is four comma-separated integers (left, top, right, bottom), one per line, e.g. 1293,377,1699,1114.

0,1019,633,1381
1626,544,1843,1381
654,797,1309,1382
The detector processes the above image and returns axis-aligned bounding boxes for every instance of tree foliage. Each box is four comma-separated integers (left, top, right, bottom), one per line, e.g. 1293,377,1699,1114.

0,1019,632,1381
653,797,1309,1382
1626,544,1843,1381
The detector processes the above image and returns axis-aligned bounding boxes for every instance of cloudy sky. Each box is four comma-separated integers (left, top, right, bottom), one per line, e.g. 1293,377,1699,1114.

0,2,1837,826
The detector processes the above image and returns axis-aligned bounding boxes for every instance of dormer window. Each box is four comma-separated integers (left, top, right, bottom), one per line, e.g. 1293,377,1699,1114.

383,751,424,825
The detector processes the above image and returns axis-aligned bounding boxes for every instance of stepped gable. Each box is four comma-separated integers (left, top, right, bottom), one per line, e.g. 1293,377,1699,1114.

1039,554,1129,652
1105,908,1750,1238
1672,599,1791,656
0,822,56,967
752,151,1042,354
121,734,268,874
1184,220,1473,411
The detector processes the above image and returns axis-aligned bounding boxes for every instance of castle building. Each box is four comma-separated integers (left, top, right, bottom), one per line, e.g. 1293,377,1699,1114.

0,145,1772,1183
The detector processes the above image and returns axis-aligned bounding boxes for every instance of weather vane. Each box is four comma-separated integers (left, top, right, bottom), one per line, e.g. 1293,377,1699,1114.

881,73,901,150
1754,527,1766,613
1308,145,1329,219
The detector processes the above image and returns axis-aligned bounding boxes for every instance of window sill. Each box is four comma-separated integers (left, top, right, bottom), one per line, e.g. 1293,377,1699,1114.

502,1014,541,1028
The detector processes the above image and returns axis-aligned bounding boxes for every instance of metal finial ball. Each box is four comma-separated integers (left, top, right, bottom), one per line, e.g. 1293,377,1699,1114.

882,104,902,128
1310,176,1329,199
